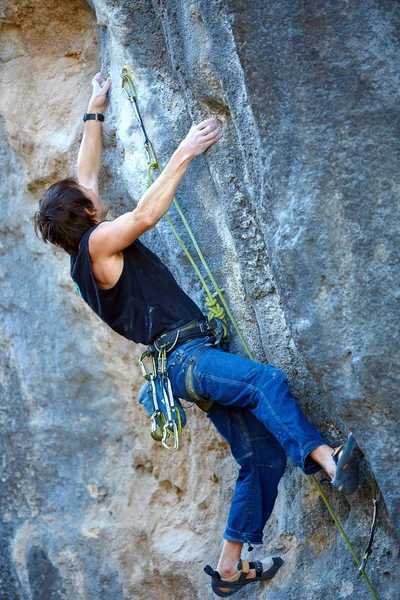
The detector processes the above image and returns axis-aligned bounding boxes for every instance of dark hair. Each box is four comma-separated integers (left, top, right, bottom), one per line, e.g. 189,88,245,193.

34,178,97,255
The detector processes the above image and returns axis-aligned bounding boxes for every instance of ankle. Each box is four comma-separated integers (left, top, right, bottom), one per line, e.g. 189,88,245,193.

216,540,243,577
218,562,238,579
218,565,237,579
309,444,336,478
326,463,336,479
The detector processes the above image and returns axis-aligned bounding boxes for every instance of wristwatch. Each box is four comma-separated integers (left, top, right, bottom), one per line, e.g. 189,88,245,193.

83,113,105,122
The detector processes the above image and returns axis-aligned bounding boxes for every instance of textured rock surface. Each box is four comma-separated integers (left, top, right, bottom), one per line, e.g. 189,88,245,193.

0,1,399,599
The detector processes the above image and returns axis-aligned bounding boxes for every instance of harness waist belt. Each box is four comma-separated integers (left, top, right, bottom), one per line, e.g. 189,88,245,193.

148,318,215,355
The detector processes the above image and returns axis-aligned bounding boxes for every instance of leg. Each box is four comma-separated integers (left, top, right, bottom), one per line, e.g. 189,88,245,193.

206,402,286,593
207,402,287,548
197,349,357,485
169,341,328,473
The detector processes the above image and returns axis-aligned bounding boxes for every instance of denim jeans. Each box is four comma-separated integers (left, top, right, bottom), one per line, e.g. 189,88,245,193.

166,337,327,546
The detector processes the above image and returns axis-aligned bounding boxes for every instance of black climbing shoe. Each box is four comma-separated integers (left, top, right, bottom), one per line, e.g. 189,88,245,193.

331,432,364,495
204,557,283,597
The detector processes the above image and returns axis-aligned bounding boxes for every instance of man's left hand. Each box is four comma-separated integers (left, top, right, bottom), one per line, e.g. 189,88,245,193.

87,72,112,114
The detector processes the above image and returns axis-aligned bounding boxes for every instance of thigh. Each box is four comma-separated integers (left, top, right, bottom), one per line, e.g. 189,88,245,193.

192,345,282,408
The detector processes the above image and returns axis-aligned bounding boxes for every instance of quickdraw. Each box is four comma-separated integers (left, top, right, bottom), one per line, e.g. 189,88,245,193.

139,347,183,451
359,481,380,575
138,318,225,450
122,66,380,599
121,68,158,179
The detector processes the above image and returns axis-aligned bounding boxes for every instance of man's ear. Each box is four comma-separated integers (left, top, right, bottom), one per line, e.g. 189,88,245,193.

85,207,97,217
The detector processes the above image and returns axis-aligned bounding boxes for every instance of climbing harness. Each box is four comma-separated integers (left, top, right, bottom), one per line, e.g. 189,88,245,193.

138,318,221,451
121,67,379,599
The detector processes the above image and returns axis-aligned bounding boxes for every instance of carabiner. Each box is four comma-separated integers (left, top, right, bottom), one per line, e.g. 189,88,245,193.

139,350,151,380
166,407,182,437
150,411,165,442
121,67,137,102
144,140,159,168
156,347,167,376
161,421,179,452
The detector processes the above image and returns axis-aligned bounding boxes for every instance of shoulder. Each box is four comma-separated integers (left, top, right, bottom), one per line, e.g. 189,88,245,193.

89,218,145,260
88,221,114,258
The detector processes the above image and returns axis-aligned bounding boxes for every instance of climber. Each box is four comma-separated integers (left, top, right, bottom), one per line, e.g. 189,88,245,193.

33,72,364,597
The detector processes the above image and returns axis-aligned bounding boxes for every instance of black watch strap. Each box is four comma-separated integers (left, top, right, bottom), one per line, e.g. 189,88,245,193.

83,113,104,122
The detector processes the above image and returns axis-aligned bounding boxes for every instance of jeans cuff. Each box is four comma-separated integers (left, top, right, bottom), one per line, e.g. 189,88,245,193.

224,527,263,545
301,438,328,475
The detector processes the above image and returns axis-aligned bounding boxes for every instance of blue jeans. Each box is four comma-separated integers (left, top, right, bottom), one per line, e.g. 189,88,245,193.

166,337,327,545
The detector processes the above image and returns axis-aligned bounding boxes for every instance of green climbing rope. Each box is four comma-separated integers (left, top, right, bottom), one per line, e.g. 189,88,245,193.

121,67,379,600
312,476,378,600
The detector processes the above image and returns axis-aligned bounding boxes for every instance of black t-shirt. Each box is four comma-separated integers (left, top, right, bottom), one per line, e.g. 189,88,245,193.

70,224,204,345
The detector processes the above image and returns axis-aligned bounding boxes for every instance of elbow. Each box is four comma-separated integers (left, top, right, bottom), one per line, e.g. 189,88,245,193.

133,208,159,233
143,216,157,231
135,206,162,231
141,210,159,231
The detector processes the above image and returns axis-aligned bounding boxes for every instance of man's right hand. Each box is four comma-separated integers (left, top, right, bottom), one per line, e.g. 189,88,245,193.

178,118,223,159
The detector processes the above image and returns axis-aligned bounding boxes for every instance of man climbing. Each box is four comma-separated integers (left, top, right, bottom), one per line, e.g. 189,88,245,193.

34,73,363,597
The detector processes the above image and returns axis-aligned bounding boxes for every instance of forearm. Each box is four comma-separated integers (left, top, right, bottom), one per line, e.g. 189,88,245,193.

77,103,103,179
135,145,192,225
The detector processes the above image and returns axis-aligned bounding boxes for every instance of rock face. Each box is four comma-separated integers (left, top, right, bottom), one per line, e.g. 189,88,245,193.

0,1,399,599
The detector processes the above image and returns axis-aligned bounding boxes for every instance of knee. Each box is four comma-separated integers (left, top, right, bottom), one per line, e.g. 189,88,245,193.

255,440,287,475
266,365,286,380
256,365,288,393
249,428,287,472
273,446,287,477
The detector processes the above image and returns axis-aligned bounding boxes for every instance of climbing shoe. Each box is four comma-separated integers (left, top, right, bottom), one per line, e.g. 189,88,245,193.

204,557,283,597
330,432,364,494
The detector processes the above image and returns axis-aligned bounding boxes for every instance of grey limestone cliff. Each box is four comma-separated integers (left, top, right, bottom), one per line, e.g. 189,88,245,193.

0,1,399,599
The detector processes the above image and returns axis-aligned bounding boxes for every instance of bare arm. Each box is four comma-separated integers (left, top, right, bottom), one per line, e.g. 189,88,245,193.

78,72,112,213
90,118,222,257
